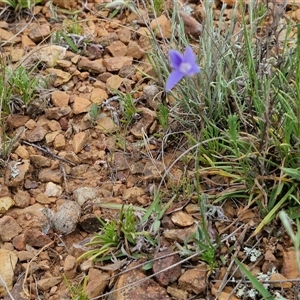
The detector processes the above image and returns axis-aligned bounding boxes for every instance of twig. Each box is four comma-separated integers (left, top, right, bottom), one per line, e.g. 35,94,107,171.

22,241,54,298
21,141,76,166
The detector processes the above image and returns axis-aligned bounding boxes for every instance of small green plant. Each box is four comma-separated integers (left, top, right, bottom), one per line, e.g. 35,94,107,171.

156,103,169,132
88,103,101,125
118,92,139,125
63,16,83,35
63,275,89,300
1,0,41,10
78,206,143,262
104,0,139,18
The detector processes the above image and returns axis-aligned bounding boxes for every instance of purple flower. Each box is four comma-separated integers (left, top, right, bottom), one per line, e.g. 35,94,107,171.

166,46,200,91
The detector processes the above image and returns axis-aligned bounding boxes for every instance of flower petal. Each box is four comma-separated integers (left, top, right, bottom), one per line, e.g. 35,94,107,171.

166,70,184,91
183,46,197,64
169,50,183,69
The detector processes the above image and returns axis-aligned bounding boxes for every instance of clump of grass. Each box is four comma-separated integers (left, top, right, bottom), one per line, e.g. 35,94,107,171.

1,0,41,10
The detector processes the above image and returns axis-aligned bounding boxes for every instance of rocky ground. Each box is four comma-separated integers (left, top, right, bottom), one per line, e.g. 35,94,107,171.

1,0,300,299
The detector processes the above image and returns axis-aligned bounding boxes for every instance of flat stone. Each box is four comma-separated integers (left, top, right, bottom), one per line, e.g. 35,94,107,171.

37,276,62,291
0,196,14,213
163,224,198,243
24,228,52,248
53,133,66,150
36,193,53,204
78,57,106,74
167,286,188,300
48,120,61,131
6,114,29,129
122,187,145,201
178,264,208,294
103,56,133,72
29,45,67,67
17,250,35,261
143,160,164,182
45,131,60,145
98,33,118,47
44,182,63,197
95,116,118,133
72,131,89,154
22,35,36,48
29,24,51,43
30,155,51,168
118,28,132,43
0,249,18,297
25,126,47,142
45,106,71,120
130,107,156,138
0,216,22,241
38,168,62,184
85,269,109,298
153,249,181,286
52,200,81,235
14,145,29,159
73,96,91,114
269,273,292,288
171,211,194,227
90,88,108,104
150,15,172,39
106,75,123,90
14,190,30,208
63,255,77,279
0,28,19,42
106,41,128,57
51,91,70,107
126,41,145,59
73,187,100,206
45,68,72,86
282,248,300,279
5,160,30,188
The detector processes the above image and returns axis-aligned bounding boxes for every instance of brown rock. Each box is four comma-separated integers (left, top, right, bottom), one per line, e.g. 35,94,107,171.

78,57,106,74
118,28,132,43
269,273,292,288
95,116,118,133
53,133,66,150
45,106,71,120
126,41,145,59
90,88,108,104
98,33,118,47
15,145,29,159
143,160,164,181
103,56,133,72
5,160,30,188
14,190,31,208
111,260,171,300
6,114,29,129
25,126,47,142
73,96,91,114
106,41,128,57
24,228,52,248
38,168,62,184
37,276,62,291
12,234,26,251
22,35,36,48
45,182,62,197
36,193,53,204
0,28,20,42
72,131,89,154
17,250,35,261
171,211,194,227
79,214,101,233
130,107,156,138
52,0,77,8
0,249,18,297
48,120,61,131
282,248,300,279
122,187,145,201
46,68,72,86
30,155,51,168
0,216,22,241
179,264,208,294
150,15,172,39
163,224,198,243
153,249,181,286
63,255,77,279
106,75,123,90
45,131,60,145
179,11,203,38
85,269,109,298
28,24,51,43
51,91,70,107
167,286,188,300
